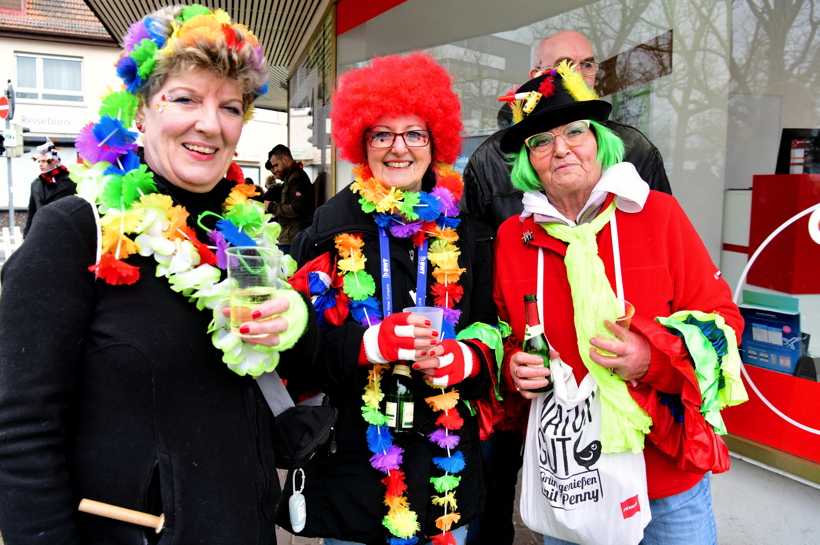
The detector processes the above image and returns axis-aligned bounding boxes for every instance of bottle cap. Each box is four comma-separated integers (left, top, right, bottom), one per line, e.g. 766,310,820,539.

393,363,412,377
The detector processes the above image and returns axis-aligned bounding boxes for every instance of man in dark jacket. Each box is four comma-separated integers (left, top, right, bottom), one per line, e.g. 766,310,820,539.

464,30,672,545
263,145,314,254
462,30,672,232
24,142,76,238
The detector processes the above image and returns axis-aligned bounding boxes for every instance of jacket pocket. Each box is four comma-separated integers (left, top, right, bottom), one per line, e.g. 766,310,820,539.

142,453,176,545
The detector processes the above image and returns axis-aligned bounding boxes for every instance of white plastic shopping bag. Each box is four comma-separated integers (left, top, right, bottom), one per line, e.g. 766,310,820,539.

520,359,651,545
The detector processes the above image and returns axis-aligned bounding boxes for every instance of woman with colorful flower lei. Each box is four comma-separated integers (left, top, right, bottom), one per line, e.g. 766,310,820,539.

282,54,504,545
0,5,319,543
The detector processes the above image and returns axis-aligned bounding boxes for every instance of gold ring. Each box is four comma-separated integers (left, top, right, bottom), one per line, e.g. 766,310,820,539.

514,366,521,378
516,384,522,391
610,368,616,376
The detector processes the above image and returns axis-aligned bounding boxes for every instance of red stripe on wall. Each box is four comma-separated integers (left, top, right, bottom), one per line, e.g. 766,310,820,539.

722,243,750,255
336,0,408,35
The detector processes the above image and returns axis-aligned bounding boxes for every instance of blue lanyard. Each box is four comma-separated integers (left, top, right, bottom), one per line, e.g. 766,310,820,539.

415,239,429,307
377,227,429,316
378,227,393,317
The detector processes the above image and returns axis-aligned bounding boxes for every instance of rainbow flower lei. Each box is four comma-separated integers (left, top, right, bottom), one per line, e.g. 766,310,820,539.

336,163,466,337
344,163,467,544
68,5,297,377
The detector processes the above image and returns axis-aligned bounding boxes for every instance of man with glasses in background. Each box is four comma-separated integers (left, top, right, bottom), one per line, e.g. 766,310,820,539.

462,30,672,233
464,30,672,545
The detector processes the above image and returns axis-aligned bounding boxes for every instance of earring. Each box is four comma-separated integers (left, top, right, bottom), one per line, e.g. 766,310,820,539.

136,123,144,132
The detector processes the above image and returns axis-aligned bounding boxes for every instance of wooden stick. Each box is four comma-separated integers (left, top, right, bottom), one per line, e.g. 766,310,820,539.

78,498,165,533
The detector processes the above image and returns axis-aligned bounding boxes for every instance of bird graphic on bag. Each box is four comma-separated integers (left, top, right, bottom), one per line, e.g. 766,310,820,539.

573,437,602,470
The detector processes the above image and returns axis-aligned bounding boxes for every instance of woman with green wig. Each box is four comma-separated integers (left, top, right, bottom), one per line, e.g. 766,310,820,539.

492,62,747,545
0,4,318,543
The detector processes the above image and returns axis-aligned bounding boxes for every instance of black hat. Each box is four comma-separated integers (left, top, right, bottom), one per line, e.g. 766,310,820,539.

499,63,612,153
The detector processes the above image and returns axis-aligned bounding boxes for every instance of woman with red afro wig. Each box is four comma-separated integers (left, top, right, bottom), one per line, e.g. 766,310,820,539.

283,53,501,545
331,53,463,165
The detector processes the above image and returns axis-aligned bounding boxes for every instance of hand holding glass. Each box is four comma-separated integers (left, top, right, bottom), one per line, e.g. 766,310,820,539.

227,247,282,338
592,298,635,356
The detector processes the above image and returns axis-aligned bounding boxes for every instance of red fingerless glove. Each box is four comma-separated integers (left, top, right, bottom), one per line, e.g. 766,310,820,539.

361,312,417,364
427,339,479,387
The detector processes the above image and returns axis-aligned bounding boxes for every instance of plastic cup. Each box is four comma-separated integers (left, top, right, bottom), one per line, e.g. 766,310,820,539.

403,306,444,342
226,247,281,337
592,297,635,355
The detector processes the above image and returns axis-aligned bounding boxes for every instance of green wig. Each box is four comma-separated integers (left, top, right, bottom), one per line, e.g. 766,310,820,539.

508,120,625,193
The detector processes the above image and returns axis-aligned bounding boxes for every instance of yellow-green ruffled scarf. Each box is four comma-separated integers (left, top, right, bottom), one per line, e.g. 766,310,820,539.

544,203,652,453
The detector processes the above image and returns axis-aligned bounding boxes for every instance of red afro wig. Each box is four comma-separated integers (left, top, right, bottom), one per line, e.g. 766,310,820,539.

330,53,463,166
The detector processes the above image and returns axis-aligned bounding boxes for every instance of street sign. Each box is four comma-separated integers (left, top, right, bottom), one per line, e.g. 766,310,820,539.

0,96,8,119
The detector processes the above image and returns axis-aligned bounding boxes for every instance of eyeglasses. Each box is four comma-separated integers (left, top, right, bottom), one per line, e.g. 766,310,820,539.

365,130,432,148
525,120,591,154
539,61,600,77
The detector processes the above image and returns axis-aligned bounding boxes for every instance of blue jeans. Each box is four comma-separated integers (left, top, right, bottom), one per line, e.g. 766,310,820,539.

324,525,468,545
466,429,523,545
541,473,717,545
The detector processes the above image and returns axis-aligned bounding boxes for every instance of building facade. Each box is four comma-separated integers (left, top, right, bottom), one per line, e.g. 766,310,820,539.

0,0,286,229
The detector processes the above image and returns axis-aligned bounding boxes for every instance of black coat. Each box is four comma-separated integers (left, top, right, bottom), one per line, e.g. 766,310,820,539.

280,175,496,544
24,165,77,237
267,166,314,246
461,120,672,231
0,176,320,544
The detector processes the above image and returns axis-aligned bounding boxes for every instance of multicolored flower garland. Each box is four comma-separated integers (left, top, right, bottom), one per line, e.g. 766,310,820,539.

344,163,468,544
69,5,298,377
363,365,467,545
336,163,466,338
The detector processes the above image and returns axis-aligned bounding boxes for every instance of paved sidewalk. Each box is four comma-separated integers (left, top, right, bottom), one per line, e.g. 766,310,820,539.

3,457,816,544
273,468,540,545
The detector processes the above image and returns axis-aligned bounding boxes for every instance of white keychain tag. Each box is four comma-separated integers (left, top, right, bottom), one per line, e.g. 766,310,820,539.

289,468,307,533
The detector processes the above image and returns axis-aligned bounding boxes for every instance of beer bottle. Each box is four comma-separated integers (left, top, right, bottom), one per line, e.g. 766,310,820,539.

384,363,414,434
522,294,552,393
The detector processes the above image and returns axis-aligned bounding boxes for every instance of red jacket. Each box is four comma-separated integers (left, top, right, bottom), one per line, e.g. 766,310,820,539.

493,190,743,499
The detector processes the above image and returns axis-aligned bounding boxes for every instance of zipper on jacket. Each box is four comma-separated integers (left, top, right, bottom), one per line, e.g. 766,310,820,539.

329,426,337,454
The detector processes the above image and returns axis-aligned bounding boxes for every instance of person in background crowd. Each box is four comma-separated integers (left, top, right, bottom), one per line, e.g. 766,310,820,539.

493,64,746,545
24,141,77,237
0,5,318,543
244,176,265,201
281,53,503,545
466,30,673,545
263,144,314,253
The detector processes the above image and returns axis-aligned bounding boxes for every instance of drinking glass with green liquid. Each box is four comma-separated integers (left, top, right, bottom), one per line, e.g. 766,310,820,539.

226,246,282,338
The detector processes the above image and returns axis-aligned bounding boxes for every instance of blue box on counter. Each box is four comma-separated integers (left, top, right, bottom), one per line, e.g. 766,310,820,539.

739,290,801,375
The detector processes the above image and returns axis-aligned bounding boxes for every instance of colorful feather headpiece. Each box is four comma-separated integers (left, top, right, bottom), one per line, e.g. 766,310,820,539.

499,60,612,153
116,4,268,101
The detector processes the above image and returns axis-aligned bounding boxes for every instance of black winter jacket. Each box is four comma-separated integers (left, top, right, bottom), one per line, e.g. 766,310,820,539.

24,165,77,237
462,120,672,231
0,176,319,544
268,166,314,246
281,174,496,544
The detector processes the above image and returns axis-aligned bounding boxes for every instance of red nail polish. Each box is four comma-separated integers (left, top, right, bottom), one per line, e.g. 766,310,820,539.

425,320,431,326
430,339,437,346
432,331,438,337
420,350,427,356
239,325,250,334
251,310,261,319
413,364,420,370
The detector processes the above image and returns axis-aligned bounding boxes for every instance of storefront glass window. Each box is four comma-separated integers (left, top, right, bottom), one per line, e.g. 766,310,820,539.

337,0,730,260
335,0,820,479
